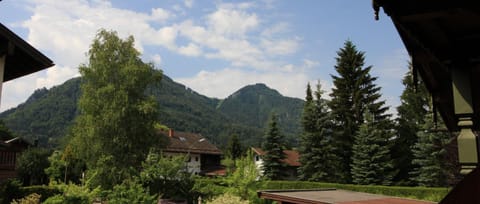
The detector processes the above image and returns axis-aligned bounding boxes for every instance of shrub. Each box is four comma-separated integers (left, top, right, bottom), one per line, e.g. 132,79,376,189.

193,178,227,201
105,180,157,204
11,193,41,204
0,179,22,204
206,193,248,204
20,185,61,202
39,183,100,204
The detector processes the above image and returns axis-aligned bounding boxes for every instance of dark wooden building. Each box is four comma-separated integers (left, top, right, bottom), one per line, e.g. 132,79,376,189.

373,1,480,203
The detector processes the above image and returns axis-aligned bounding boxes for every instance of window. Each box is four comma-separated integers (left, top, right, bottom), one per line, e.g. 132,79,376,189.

255,155,259,161
195,156,199,162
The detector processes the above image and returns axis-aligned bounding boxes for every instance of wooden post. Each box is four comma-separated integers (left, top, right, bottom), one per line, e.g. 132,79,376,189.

0,54,5,108
452,68,478,174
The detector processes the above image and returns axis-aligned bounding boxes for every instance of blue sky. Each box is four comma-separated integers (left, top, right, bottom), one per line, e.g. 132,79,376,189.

0,0,409,114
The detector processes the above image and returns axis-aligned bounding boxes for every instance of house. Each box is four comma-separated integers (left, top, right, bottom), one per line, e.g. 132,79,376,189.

161,129,224,176
0,137,31,182
251,147,300,180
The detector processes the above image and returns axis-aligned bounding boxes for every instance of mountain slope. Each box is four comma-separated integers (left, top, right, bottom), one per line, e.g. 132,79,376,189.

217,83,304,144
0,76,304,148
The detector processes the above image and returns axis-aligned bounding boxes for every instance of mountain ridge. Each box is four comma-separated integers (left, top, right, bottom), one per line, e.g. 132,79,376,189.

0,75,304,149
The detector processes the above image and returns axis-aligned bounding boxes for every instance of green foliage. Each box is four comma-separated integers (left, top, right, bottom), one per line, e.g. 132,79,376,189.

192,178,228,201
105,180,157,204
261,114,286,180
0,76,303,150
85,155,137,189
299,83,339,182
44,151,64,183
18,185,61,203
139,151,195,201
392,66,430,185
328,40,391,183
0,120,15,140
217,83,304,147
225,151,261,201
0,179,22,204
226,134,243,160
0,181,60,204
16,148,51,186
44,146,85,184
410,114,453,187
0,79,80,147
42,183,100,204
69,29,163,189
351,111,394,185
206,193,249,204
262,180,449,202
11,193,41,204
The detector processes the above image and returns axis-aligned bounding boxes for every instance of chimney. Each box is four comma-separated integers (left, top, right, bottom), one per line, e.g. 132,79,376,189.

168,129,174,137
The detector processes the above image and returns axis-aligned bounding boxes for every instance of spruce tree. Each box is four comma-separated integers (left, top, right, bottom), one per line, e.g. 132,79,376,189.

299,83,339,182
351,111,394,185
410,114,453,187
261,113,286,180
392,66,429,185
227,134,243,160
329,40,390,183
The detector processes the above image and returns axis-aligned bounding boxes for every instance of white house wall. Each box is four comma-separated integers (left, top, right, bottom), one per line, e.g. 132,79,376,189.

164,152,201,175
254,154,264,176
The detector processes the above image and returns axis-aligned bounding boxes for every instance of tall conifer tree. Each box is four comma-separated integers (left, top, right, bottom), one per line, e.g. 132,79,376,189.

351,111,394,185
410,112,456,187
329,40,390,183
392,66,429,185
299,83,338,182
262,114,286,180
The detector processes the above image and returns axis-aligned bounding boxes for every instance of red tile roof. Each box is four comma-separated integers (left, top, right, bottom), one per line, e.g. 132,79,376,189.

161,130,222,155
251,147,301,167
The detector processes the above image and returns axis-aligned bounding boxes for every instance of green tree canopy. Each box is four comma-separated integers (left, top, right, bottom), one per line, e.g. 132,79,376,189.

392,66,430,185
298,83,339,182
350,111,394,185
69,29,163,189
410,114,454,187
16,148,51,185
261,113,286,180
226,134,243,160
328,40,391,183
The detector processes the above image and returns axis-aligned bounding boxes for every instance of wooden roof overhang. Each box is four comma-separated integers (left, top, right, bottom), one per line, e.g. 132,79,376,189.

373,1,480,131
0,23,53,82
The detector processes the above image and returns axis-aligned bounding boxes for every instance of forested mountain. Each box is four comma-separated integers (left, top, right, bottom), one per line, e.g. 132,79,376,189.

217,83,304,146
0,75,303,149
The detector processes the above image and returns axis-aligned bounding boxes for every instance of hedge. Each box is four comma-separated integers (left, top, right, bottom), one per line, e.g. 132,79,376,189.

19,185,62,202
262,180,450,202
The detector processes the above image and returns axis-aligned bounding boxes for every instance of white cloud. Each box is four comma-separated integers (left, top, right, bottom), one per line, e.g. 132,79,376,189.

206,7,259,37
152,54,162,66
1,65,78,111
1,0,307,111
184,0,194,8
261,38,299,55
303,59,319,69
150,8,172,22
36,65,80,88
178,43,202,57
261,22,289,37
177,68,311,99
